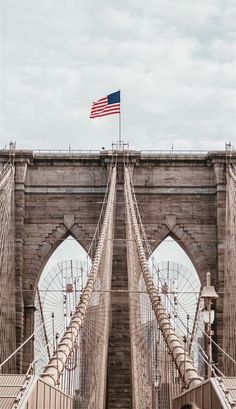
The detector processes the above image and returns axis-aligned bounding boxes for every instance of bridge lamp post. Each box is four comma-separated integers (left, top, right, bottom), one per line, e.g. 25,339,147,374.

201,272,219,378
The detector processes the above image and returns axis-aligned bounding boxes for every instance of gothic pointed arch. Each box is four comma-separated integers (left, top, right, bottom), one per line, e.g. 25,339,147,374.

23,222,93,306
146,223,211,284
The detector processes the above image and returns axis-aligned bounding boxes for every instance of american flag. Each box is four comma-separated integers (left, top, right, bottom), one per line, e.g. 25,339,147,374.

90,91,120,118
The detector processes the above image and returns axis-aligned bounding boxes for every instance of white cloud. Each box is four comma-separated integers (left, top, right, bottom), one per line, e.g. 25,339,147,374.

1,0,235,150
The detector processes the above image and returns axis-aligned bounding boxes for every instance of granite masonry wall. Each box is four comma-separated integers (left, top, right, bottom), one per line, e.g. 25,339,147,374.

0,149,235,377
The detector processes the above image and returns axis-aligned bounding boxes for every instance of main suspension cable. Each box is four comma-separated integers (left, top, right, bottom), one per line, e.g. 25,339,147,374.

124,164,203,389
41,165,117,386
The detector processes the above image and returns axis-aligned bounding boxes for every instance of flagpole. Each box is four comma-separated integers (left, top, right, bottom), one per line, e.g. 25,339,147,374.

118,89,121,149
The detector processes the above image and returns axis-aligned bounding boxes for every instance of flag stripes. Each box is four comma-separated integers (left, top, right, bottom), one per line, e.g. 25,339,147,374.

90,91,120,119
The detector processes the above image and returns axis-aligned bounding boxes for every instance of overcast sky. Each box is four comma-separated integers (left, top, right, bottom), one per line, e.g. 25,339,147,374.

42,236,198,289
1,0,236,151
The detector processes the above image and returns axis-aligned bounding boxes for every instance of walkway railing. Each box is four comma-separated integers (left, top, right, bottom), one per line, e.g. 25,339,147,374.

172,377,236,409
141,149,209,154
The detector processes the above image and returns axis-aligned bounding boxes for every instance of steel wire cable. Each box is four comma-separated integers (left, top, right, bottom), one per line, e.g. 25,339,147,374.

125,164,203,390
40,164,116,409
163,281,236,368
129,162,236,374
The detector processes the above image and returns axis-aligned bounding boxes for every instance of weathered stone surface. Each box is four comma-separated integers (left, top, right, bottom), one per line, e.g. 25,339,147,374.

0,149,235,379
106,168,132,408
223,162,236,374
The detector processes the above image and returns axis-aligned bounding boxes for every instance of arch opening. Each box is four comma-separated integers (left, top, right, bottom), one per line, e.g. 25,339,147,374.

152,235,199,279
149,236,205,375
34,235,91,374
40,234,90,283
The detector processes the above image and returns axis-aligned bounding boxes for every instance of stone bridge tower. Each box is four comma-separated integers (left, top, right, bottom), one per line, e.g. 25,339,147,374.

0,149,235,374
